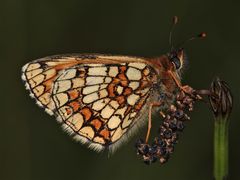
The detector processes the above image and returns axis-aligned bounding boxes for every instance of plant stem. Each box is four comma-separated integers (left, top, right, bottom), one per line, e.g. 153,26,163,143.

209,78,232,180
214,117,229,180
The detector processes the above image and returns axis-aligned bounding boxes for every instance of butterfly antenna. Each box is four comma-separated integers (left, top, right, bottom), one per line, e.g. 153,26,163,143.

169,16,178,51
177,32,207,48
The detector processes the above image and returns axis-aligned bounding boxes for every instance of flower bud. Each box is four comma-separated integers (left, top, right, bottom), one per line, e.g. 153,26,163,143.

209,77,233,120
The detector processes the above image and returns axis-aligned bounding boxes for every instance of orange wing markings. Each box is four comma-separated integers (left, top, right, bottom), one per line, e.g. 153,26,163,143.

80,107,93,121
90,118,103,130
135,95,148,111
51,61,80,71
118,67,128,87
99,129,111,141
107,83,116,97
65,107,72,116
69,101,81,112
42,77,55,93
115,96,126,106
123,87,132,96
68,89,80,100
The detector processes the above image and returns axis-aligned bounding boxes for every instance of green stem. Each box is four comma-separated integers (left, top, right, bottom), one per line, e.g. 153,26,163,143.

214,117,229,180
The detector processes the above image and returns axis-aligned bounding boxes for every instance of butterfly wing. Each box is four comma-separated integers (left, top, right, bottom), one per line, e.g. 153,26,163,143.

21,55,82,115
22,54,158,152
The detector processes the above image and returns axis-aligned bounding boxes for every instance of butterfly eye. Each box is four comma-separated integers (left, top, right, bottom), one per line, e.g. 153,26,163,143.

171,57,181,69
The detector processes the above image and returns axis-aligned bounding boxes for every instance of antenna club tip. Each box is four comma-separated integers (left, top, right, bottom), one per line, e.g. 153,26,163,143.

198,32,207,38
173,16,178,24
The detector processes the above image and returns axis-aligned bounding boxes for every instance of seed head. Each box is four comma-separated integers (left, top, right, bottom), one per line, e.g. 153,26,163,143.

209,77,233,120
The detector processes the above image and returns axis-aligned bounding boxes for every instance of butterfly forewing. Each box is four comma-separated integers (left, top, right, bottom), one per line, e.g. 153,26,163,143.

22,54,158,151
21,56,81,115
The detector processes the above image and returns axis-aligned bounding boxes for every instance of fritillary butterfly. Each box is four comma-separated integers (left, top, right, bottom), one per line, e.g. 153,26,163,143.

21,51,185,152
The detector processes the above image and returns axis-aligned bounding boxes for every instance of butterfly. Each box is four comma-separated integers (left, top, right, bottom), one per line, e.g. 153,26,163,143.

21,51,186,152
21,17,206,153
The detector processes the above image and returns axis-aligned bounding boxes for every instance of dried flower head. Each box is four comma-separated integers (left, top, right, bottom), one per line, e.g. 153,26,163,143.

209,77,233,120
136,87,202,164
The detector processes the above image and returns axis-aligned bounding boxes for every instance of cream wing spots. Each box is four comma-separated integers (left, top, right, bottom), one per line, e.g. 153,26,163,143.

51,63,157,151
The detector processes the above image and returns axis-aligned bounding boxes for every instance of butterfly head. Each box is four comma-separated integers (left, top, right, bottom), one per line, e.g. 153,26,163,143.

167,16,206,73
168,48,185,70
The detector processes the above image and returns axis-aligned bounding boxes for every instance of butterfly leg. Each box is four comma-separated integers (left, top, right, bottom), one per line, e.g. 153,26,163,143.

168,71,211,99
160,111,166,118
168,71,196,94
145,102,162,143
167,70,183,88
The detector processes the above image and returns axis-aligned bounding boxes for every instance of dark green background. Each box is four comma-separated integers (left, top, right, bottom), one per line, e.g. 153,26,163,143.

1,0,239,180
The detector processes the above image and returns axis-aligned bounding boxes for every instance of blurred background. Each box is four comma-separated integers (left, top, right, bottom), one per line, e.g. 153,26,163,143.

1,0,239,180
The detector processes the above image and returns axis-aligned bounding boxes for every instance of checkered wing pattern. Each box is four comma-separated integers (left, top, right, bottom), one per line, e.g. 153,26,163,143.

22,54,158,152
